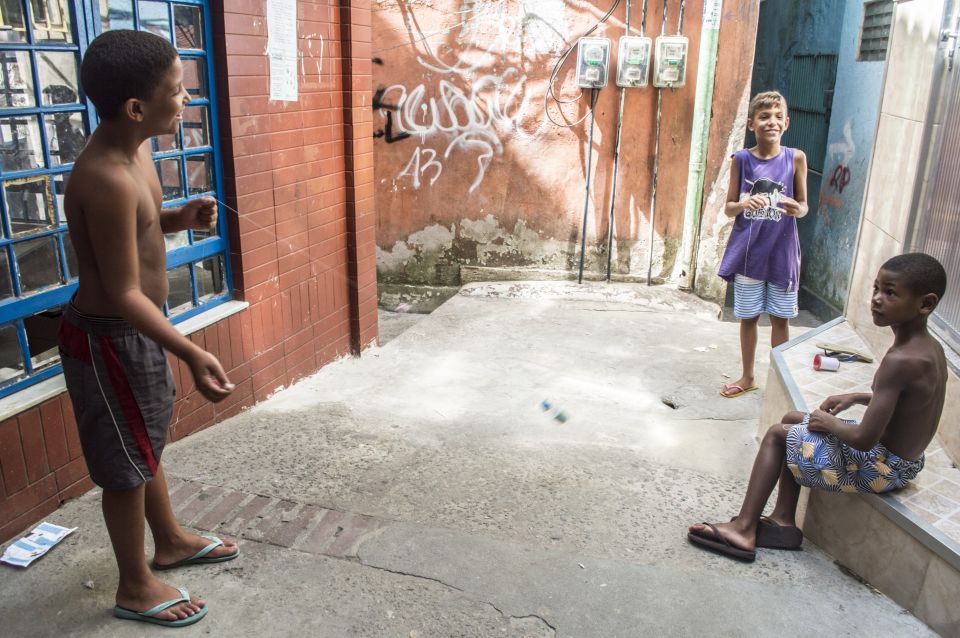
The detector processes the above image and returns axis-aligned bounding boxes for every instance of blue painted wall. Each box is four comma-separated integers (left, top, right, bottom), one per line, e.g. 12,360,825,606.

799,2,884,317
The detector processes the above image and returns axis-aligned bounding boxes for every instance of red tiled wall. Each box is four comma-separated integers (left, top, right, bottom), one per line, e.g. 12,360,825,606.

0,0,377,542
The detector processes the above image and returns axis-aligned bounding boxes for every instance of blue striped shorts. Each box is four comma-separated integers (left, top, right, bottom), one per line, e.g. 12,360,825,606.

733,274,798,319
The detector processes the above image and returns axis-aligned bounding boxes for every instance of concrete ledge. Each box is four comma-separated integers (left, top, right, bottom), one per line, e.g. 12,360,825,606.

764,317,960,636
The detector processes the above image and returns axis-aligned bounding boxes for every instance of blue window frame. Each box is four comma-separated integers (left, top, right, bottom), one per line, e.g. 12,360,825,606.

0,0,231,399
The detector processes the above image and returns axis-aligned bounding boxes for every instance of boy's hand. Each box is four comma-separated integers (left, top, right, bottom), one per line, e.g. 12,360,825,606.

178,196,218,231
807,409,840,433
820,394,856,415
187,350,235,403
778,196,805,217
740,194,768,212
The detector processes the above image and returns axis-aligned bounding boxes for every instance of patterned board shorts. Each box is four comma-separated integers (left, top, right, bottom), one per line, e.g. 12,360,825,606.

785,414,924,494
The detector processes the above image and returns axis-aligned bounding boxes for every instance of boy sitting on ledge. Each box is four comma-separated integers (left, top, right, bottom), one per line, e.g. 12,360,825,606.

688,252,948,562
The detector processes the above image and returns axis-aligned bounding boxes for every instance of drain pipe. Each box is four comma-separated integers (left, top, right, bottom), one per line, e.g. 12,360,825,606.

646,0,669,285
674,0,721,290
605,0,636,281
578,88,600,284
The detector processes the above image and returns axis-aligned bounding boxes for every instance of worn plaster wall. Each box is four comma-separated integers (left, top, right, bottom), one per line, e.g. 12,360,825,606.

692,1,761,305
800,2,884,319
373,0,759,302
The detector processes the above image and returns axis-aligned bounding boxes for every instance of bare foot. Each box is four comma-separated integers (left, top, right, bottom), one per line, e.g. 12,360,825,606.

153,532,238,568
116,577,204,621
762,513,798,529
688,520,756,552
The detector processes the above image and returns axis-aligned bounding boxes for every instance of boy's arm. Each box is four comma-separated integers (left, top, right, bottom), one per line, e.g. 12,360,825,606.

780,150,809,218
808,357,907,450
159,196,218,233
82,172,233,402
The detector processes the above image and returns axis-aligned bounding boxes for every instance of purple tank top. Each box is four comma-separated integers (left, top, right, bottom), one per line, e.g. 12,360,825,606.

717,147,800,292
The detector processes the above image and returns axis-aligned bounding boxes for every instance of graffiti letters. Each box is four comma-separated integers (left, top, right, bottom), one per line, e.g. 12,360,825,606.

828,164,851,194
398,147,443,189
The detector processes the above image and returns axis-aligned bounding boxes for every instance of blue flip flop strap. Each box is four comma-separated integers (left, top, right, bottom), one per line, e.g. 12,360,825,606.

137,587,191,618
188,536,224,562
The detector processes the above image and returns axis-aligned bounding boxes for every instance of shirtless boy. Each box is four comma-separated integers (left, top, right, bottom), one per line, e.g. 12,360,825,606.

58,30,238,626
688,252,948,561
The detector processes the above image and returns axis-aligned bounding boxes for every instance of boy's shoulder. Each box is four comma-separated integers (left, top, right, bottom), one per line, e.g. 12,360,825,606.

67,147,139,206
879,336,946,378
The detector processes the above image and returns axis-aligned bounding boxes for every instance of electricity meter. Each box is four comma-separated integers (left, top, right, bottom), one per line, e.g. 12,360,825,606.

653,35,688,88
616,36,652,88
576,37,611,89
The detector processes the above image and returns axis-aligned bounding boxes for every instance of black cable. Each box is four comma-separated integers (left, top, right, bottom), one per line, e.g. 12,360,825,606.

578,88,599,284
543,0,621,128
677,0,686,34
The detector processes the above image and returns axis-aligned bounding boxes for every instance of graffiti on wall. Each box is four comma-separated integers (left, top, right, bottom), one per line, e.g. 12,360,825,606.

374,0,565,193
818,120,856,226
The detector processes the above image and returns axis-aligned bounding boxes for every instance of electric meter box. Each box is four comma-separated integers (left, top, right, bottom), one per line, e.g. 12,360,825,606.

653,35,689,88
576,37,611,89
616,36,652,88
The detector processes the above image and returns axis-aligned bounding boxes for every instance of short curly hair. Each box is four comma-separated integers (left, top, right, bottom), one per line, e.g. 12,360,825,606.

80,29,179,120
748,90,788,119
882,252,947,300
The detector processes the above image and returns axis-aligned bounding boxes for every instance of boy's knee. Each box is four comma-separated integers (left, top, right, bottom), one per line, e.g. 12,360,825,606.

781,410,804,425
741,315,760,325
764,422,789,443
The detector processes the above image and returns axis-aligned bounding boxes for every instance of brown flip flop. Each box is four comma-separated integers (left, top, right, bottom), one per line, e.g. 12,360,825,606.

728,516,803,550
756,517,803,550
687,523,756,562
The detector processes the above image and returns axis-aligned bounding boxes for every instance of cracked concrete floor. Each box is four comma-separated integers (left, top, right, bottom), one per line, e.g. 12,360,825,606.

0,282,937,637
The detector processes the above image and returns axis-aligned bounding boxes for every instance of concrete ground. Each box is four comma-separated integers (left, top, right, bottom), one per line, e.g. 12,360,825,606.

0,282,936,637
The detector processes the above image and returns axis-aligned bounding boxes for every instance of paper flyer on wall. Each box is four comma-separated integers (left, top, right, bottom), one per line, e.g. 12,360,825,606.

267,0,298,101
1,522,77,568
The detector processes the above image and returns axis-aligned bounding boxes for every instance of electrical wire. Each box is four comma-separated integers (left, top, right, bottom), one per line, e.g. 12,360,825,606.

371,0,510,55
542,0,622,128
677,0,685,34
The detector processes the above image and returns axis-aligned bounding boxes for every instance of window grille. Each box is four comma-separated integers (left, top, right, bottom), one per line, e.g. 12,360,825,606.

0,0,231,398
859,0,894,62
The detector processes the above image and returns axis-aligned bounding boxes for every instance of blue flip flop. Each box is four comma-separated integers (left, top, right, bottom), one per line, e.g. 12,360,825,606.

113,587,207,627
153,534,240,571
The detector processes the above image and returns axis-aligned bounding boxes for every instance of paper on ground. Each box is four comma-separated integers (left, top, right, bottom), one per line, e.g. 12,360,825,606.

1,522,77,568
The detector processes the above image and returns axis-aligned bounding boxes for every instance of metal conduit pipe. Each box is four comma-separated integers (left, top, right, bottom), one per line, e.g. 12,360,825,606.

578,88,600,284
605,0,636,281
646,0,669,285
675,0,722,290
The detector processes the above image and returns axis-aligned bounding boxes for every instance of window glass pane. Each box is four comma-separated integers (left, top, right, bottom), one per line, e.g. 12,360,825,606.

44,112,85,166
0,249,14,299
24,306,63,370
154,156,183,201
166,264,192,314
30,0,73,44
5,176,54,236
0,1,27,43
173,4,202,50
182,105,208,148
164,229,188,250
186,153,211,195
138,1,170,40
0,115,44,171
61,231,77,278
0,51,36,109
153,131,180,153
38,51,80,105
53,171,68,221
99,0,134,31
0,323,25,386
196,255,223,301
181,57,206,99
14,235,63,292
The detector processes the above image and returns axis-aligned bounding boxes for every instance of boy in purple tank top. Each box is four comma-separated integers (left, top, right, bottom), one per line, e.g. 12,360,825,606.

718,91,809,398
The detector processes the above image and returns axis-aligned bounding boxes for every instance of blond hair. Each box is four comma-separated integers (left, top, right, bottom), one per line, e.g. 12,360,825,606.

748,91,787,119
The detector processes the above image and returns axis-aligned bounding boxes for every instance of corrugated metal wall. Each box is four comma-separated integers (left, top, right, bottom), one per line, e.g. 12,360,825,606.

915,58,960,341
784,54,838,173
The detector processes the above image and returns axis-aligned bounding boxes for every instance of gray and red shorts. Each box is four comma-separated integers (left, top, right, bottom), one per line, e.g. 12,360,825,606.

58,303,176,490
